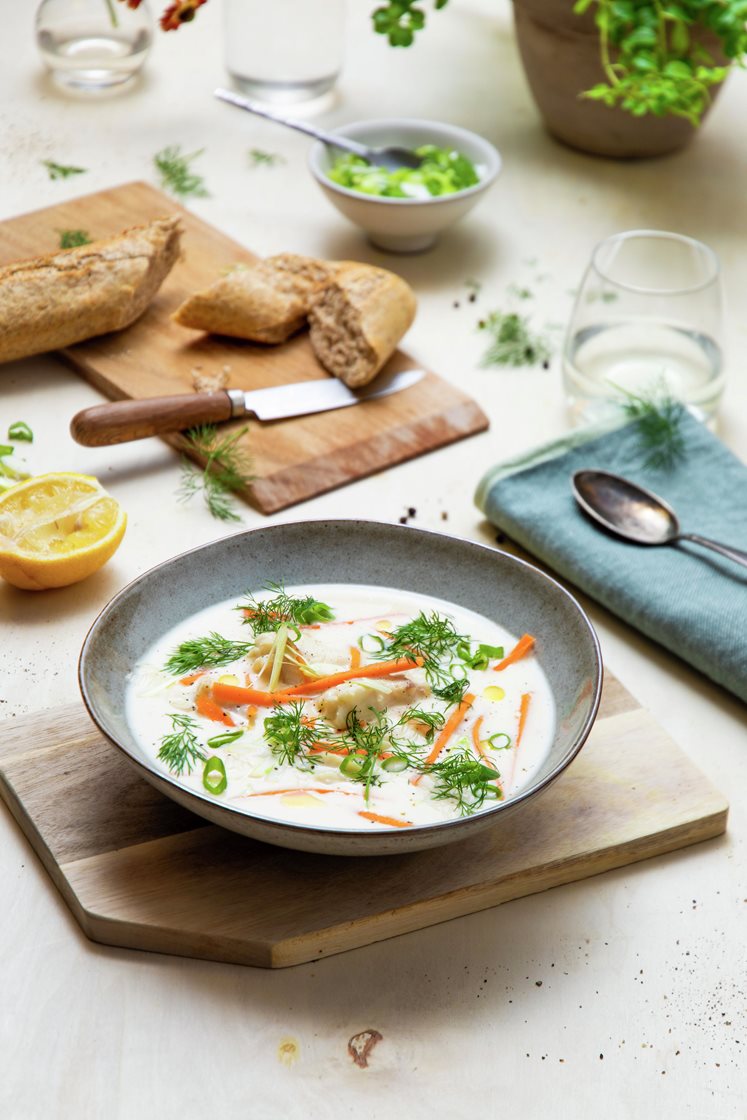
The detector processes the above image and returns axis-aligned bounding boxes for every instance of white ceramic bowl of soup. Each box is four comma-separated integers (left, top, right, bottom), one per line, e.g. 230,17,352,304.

79,521,602,857
308,118,501,253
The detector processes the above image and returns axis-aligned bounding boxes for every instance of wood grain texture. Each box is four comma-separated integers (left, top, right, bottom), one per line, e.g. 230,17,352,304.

0,182,488,513
0,673,727,969
70,390,234,445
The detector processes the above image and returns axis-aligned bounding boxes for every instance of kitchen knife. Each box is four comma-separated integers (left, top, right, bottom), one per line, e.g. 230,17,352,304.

70,368,425,448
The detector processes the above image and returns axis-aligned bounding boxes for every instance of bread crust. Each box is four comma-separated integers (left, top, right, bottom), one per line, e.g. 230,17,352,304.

308,262,416,387
0,216,181,364
173,252,332,344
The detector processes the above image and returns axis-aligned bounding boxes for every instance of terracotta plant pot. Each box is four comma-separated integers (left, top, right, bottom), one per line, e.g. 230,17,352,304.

512,0,726,159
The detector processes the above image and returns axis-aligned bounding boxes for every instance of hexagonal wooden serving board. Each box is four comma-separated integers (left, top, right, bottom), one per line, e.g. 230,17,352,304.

0,673,727,968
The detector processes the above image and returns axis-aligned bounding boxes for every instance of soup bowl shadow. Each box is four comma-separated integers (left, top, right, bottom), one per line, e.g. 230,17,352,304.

79,521,602,857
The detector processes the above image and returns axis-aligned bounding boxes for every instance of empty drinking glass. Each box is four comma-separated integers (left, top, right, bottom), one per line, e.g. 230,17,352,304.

36,0,153,92
563,230,724,425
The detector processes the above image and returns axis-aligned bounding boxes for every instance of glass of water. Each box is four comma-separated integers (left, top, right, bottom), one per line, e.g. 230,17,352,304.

36,0,152,92
563,230,724,425
224,0,346,105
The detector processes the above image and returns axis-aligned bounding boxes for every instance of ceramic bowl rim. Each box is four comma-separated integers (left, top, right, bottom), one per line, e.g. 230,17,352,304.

308,117,502,208
79,520,603,846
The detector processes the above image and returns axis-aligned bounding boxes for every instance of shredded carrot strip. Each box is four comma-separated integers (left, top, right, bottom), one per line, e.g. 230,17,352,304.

179,669,208,686
196,690,235,727
245,787,358,798
212,683,298,708
349,645,361,670
471,715,486,757
211,657,422,709
358,811,413,828
516,692,531,747
273,656,424,698
494,634,535,672
412,693,475,784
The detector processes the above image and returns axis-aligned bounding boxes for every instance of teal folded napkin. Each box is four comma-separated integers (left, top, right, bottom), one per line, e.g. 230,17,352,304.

475,412,747,703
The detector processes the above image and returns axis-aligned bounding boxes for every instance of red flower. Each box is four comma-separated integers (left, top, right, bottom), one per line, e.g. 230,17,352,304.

160,0,207,31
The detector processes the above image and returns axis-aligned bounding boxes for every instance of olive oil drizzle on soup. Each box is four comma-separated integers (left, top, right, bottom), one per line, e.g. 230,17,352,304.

126,584,555,830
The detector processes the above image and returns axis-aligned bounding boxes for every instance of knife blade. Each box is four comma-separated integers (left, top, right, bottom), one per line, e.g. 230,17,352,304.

70,369,425,448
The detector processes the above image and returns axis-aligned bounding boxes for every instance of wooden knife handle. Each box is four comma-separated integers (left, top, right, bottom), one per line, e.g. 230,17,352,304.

70,392,234,447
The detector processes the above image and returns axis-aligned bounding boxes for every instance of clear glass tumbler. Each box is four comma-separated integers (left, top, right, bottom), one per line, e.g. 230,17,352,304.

36,0,152,92
563,230,724,425
224,0,346,105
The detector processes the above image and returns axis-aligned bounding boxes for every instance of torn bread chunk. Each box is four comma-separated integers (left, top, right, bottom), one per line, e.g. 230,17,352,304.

173,252,333,344
0,216,182,364
307,261,416,387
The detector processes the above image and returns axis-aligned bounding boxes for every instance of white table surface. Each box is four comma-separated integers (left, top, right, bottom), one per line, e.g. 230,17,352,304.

1,1,746,1116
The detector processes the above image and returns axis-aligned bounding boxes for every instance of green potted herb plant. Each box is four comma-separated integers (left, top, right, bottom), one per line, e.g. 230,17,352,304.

372,0,747,158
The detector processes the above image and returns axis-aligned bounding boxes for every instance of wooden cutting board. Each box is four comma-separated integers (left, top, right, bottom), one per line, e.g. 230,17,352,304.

0,181,488,513
0,673,727,969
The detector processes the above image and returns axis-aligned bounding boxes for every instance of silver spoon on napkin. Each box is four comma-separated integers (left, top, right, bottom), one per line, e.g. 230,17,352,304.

572,469,747,571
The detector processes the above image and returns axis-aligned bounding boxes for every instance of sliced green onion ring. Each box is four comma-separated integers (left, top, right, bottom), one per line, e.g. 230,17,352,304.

448,661,470,681
203,755,228,794
382,756,408,773
359,633,386,654
206,730,244,749
488,732,512,751
340,755,365,778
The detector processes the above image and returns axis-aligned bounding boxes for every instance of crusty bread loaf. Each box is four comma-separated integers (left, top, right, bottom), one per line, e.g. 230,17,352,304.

0,217,181,364
172,252,332,344
307,262,416,387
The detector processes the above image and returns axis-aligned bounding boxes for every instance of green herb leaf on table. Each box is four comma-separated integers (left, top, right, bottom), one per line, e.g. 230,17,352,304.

178,424,253,522
7,421,33,443
157,713,205,776
57,229,91,249
248,148,285,168
165,632,255,675
478,309,552,368
154,145,209,199
42,160,87,180
618,384,686,471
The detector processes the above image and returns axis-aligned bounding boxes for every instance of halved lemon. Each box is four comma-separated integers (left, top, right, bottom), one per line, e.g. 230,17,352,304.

0,472,126,591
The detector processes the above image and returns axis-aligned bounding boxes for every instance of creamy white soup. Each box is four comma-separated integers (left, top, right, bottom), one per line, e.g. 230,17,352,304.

126,583,555,830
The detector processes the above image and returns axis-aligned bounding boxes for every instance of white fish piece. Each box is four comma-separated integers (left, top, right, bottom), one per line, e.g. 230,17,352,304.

316,674,429,730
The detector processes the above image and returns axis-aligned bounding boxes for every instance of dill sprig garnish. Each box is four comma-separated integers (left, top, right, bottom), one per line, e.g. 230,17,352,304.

178,425,253,522
42,160,87,180
154,145,209,199
478,310,552,369
427,748,502,816
165,632,255,675
378,611,466,684
248,148,285,168
618,385,686,471
238,582,334,635
57,229,91,249
157,713,206,776
264,702,320,768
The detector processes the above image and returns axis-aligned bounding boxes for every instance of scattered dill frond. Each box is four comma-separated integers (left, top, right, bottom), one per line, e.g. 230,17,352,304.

618,384,686,471
164,632,255,675
157,713,205,776
42,160,87,180
506,283,533,300
378,610,467,688
427,748,502,815
154,145,209,199
57,228,91,249
239,582,334,635
248,148,285,168
178,424,253,522
264,702,320,768
478,310,552,368
432,677,470,707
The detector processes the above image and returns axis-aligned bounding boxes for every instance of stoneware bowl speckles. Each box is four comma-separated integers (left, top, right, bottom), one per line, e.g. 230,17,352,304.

79,521,602,857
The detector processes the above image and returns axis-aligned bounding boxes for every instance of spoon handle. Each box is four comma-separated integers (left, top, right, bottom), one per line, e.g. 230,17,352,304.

214,88,370,158
679,533,747,571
